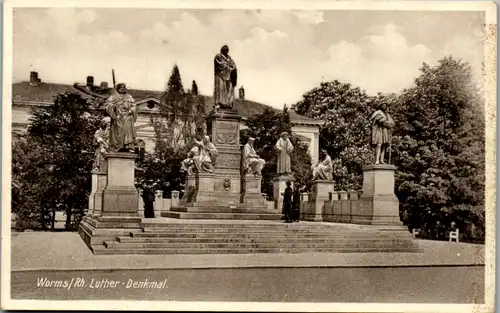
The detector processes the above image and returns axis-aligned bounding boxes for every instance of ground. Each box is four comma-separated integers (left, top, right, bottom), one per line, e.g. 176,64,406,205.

12,267,483,302
8,231,485,303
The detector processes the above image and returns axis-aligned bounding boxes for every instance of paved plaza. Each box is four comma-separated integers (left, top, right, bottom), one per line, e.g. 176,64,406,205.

11,225,484,271
9,222,485,303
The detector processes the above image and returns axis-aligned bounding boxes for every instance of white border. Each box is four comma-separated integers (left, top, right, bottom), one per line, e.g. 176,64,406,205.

1,0,496,312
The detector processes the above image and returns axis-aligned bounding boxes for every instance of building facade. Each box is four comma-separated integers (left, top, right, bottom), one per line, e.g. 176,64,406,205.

12,72,323,164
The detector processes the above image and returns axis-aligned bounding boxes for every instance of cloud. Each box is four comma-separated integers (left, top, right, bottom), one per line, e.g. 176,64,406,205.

320,23,435,94
13,9,484,108
293,10,324,25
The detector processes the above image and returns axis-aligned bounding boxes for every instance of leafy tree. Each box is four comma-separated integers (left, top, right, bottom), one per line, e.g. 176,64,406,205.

12,137,49,230
12,93,101,231
137,66,207,196
393,57,485,240
293,80,374,190
241,107,312,198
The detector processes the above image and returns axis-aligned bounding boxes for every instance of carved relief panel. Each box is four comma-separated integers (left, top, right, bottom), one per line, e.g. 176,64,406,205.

214,120,239,146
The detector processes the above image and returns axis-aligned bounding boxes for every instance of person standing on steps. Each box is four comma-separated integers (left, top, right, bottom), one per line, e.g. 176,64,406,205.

292,182,301,223
141,179,157,218
283,181,293,223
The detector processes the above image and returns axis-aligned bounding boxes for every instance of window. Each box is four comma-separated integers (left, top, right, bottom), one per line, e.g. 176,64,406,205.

136,139,146,161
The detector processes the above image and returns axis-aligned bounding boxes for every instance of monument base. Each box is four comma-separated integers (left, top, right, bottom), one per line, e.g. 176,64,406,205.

79,152,142,251
79,215,142,252
351,164,402,226
101,152,139,217
169,172,279,220
182,172,241,204
242,174,266,206
88,170,106,217
303,180,335,222
273,175,296,212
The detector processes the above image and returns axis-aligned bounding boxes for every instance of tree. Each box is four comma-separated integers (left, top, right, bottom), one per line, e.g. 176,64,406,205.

192,80,199,96
12,93,101,231
137,66,207,197
12,137,49,230
241,107,312,198
166,65,184,95
393,57,485,240
293,80,374,190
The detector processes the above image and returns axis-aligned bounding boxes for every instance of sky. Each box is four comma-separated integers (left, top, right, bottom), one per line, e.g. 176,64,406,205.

12,8,484,108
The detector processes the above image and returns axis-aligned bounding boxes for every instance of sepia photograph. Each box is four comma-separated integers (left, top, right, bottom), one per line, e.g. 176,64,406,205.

1,0,496,311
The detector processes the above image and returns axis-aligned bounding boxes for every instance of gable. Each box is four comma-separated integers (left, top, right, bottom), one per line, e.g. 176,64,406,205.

136,98,161,112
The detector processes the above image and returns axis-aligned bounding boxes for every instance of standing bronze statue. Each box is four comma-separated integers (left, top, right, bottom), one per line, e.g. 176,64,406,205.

105,83,137,152
370,103,395,164
214,45,237,110
74,76,138,153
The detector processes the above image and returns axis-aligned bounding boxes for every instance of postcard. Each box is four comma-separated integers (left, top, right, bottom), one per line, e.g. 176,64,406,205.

2,0,496,312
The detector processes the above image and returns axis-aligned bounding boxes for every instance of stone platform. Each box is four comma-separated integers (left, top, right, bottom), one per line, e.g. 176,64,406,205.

168,109,281,221
91,218,420,255
163,203,281,220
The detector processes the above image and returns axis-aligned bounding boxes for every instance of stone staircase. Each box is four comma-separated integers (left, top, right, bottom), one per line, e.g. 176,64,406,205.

162,204,282,220
92,220,420,255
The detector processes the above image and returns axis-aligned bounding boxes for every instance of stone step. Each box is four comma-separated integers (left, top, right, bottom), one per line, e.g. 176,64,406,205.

162,212,282,220
92,222,142,229
134,230,406,237
129,234,411,243
94,246,420,255
140,226,371,233
139,223,381,230
104,241,413,249
183,203,268,209
138,227,410,236
170,207,276,214
116,236,413,244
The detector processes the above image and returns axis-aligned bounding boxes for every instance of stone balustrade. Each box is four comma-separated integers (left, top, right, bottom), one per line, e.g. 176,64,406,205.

322,190,363,223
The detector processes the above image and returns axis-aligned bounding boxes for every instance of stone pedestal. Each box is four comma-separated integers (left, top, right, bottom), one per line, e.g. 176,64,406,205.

242,174,266,206
167,109,280,220
300,192,309,220
273,175,295,212
184,173,217,203
305,180,335,222
154,190,164,217
352,164,401,225
102,152,140,217
137,187,144,217
171,190,180,208
206,109,242,203
79,152,142,253
88,170,106,216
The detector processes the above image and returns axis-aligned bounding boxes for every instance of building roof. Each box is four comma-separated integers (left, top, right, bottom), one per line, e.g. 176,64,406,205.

12,81,322,126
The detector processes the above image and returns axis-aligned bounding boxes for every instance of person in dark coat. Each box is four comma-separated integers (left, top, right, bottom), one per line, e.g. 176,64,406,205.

283,181,293,223
142,179,157,218
292,183,301,223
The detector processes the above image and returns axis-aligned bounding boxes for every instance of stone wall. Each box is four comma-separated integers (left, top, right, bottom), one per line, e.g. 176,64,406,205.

321,191,364,223
302,190,364,223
